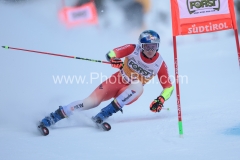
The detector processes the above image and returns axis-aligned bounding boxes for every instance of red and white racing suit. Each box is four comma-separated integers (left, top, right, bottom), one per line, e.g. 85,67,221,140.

62,44,173,116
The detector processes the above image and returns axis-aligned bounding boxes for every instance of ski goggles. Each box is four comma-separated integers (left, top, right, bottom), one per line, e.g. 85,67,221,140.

142,43,158,51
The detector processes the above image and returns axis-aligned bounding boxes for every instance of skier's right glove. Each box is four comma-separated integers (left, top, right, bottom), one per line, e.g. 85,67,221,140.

110,57,123,69
150,96,165,112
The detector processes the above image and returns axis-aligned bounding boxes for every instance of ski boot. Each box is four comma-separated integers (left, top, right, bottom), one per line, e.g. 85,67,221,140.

92,100,122,131
38,106,67,136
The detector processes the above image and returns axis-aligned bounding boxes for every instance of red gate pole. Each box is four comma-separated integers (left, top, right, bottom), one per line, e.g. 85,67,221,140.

173,36,183,136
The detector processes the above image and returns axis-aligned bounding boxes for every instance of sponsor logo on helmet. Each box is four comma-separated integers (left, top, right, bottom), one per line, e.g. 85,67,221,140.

187,0,220,14
147,34,157,41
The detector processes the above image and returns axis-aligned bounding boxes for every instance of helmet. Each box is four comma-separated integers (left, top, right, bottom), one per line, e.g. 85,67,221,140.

139,30,160,51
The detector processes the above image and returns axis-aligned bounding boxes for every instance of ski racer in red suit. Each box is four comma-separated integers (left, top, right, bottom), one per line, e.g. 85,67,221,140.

40,30,174,130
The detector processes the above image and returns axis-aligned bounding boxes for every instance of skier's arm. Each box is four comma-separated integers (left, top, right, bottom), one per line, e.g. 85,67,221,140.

105,44,136,61
150,61,174,112
105,44,136,69
157,61,174,101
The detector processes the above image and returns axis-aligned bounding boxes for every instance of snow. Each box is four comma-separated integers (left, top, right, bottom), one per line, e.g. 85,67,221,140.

0,1,240,160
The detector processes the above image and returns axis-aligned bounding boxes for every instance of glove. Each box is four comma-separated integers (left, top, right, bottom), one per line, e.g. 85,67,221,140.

150,96,165,112
110,57,123,69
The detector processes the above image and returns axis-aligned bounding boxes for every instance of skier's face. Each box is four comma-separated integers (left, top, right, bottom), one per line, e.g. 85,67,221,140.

143,43,158,58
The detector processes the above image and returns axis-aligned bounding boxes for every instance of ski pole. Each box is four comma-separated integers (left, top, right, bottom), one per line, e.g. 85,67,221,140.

162,107,170,111
2,46,111,64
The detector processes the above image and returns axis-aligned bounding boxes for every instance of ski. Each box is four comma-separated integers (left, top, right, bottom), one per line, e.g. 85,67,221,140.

91,117,111,131
38,122,49,136
37,117,111,135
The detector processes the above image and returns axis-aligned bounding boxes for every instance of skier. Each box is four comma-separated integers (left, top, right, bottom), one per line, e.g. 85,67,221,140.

39,30,174,132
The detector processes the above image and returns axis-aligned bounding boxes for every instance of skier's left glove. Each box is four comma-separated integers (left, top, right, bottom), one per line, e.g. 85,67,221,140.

110,57,123,69
150,96,165,112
